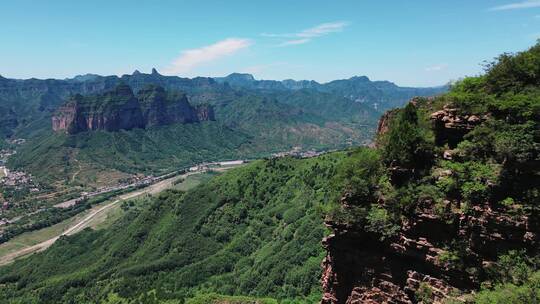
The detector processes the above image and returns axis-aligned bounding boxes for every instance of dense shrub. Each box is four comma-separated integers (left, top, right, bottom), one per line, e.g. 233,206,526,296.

381,103,434,169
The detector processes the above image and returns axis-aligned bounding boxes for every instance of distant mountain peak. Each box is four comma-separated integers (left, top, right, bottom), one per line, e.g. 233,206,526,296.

151,68,160,75
132,70,141,75
69,73,100,82
349,75,370,82
226,73,256,82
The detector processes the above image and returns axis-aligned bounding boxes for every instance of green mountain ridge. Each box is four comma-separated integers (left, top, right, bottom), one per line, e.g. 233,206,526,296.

0,70,444,142
0,43,538,304
0,154,347,303
215,73,448,112
6,83,378,190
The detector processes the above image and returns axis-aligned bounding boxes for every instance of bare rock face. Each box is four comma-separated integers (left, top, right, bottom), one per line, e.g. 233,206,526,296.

195,104,215,121
137,85,198,126
52,85,144,133
52,85,215,134
321,201,539,304
320,102,538,303
430,105,485,148
51,102,77,132
376,109,399,138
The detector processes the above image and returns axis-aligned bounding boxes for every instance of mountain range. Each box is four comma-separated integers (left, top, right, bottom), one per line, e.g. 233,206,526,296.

0,43,538,304
0,70,446,139
0,70,446,190
216,73,447,111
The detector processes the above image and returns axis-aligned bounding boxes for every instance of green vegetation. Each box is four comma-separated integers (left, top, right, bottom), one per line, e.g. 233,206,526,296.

2,72,380,232
186,293,278,304
0,154,347,303
380,102,434,169
8,87,377,191
416,282,434,304
0,43,537,303
9,122,250,186
0,187,131,243
0,170,220,265
214,93,374,152
171,172,217,191
326,42,540,301
473,251,540,304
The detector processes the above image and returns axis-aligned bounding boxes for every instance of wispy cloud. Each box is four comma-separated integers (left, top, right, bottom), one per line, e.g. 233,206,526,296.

279,38,311,46
262,21,348,46
425,64,449,72
163,38,252,75
489,0,540,11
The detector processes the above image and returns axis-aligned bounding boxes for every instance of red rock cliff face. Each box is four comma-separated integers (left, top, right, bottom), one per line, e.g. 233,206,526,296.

52,85,215,134
320,105,539,304
52,87,145,134
52,102,77,132
196,104,215,121
321,203,539,304
376,109,398,137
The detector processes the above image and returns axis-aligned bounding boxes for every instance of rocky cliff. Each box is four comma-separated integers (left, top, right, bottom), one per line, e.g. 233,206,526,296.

321,96,539,303
52,84,214,134
321,201,538,303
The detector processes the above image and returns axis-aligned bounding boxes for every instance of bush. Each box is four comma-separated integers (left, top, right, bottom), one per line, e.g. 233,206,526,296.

333,148,383,204
365,205,399,240
484,42,540,95
415,282,434,304
381,103,434,170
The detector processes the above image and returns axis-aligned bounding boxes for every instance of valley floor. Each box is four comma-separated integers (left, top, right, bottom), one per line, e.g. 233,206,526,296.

0,167,236,266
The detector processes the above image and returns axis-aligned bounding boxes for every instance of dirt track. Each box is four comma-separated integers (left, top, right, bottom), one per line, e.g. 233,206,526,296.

0,170,203,266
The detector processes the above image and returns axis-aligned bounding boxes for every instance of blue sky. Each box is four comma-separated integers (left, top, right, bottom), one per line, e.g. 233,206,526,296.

1,0,539,86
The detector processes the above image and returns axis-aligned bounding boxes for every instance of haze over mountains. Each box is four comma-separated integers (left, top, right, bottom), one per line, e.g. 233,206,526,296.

0,70,446,138
0,70,446,189
215,73,447,111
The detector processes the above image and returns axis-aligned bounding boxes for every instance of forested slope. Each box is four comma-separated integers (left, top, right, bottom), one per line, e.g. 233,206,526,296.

0,154,348,303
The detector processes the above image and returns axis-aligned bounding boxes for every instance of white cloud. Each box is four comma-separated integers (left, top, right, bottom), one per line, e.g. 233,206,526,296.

163,38,252,75
489,0,540,11
262,21,348,46
296,22,349,38
278,38,311,46
425,64,449,72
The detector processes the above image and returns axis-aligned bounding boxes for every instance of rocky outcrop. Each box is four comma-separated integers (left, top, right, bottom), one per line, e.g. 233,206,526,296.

52,85,144,133
195,104,215,121
321,103,539,304
430,105,486,148
137,85,198,126
52,85,214,134
321,202,539,304
376,109,399,137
